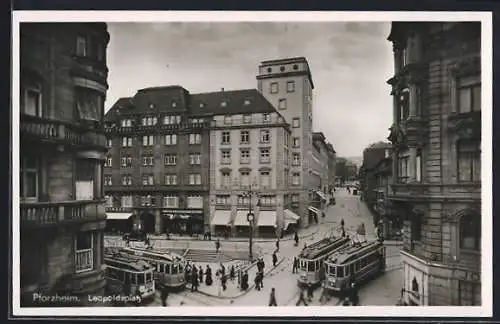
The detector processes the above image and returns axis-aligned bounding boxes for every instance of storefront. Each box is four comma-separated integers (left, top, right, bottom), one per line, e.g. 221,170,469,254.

233,210,251,237
105,212,134,234
257,210,277,238
162,209,204,235
308,206,320,225
283,209,300,234
211,209,232,236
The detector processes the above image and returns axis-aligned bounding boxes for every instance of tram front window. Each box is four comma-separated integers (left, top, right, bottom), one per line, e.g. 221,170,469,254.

300,260,306,271
131,273,137,285
138,273,146,285
172,264,178,274
307,261,315,272
337,266,344,277
165,264,170,274
146,272,152,282
159,264,165,273
329,265,336,276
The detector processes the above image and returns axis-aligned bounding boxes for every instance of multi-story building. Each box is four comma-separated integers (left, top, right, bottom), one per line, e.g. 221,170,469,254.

256,57,319,227
208,89,299,238
387,22,481,305
308,132,330,216
326,142,337,193
19,23,110,306
103,86,210,236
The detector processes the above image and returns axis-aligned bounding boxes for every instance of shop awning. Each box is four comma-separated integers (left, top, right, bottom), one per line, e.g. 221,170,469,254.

211,210,232,226
283,219,296,231
308,206,320,215
257,211,277,227
106,213,133,220
233,210,250,226
284,209,300,221
315,191,328,201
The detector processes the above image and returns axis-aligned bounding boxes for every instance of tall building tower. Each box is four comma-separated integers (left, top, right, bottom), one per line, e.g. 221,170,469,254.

257,57,315,227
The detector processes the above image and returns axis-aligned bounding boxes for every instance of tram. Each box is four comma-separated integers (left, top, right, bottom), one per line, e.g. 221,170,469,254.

116,246,187,291
297,236,351,288
323,240,386,294
103,253,156,304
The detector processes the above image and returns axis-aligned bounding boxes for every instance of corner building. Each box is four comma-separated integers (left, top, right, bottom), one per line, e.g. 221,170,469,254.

19,23,110,306
256,57,318,227
387,22,481,305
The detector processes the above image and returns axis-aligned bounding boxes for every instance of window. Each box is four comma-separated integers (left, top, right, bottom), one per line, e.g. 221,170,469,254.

243,114,252,124
460,213,481,250
292,118,300,128
221,101,228,107
287,81,295,93
411,218,422,242
187,195,203,209
292,172,300,186
240,131,250,144
76,88,104,122
141,195,156,207
221,171,231,188
221,132,231,145
20,155,39,200
216,195,230,205
120,155,132,167
105,157,112,167
224,115,232,125
122,137,133,147
121,195,133,207
75,232,93,273
292,137,300,148
22,81,43,117
270,82,279,94
399,88,410,121
457,140,481,182
189,174,202,185
104,176,112,186
76,36,88,57
75,159,98,200
164,174,177,185
121,175,132,186
238,195,250,205
260,149,271,163
189,153,201,165
142,116,157,126
260,171,270,188
260,130,270,143
142,135,154,147
416,149,422,182
120,119,132,127
263,113,271,123
240,149,250,164
398,156,409,183
260,195,276,206
244,99,251,105
293,64,298,70
165,134,177,146
240,171,250,188
278,98,287,110
293,153,301,166
163,195,179,208
221,150,231,164
189,134,201,145
104,195,113,207
164,154,177,165
106,139,113,148
458,76,481,113
142,174,154,186
292,194,299,203
142,155,154,166
164,115,181,124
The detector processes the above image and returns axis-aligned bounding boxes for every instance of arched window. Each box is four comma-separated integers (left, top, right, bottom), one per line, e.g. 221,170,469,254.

460,212,481,250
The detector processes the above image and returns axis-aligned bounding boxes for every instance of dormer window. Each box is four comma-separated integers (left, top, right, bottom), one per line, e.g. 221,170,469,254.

172,101,177,108
200,103,205,108
293,64,299,70
244,99,251,106
267,67,272,73
149,103,155,109
280,66,285,72
221,101,227,107
224,115,232,125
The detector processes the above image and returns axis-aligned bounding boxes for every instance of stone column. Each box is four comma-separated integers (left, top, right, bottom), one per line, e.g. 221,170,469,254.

408,147,417,182
409,84,418,117
154,209,162,235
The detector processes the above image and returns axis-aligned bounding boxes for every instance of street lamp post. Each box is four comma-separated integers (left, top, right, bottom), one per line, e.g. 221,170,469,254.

243,181,258,261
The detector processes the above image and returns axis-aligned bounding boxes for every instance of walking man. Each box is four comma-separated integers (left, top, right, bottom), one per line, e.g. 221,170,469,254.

272,252,278,267
296,288,308,306
275,238,280,252
294,231,299,246
160,284,169,306
268,288,278,306
292,257,298,273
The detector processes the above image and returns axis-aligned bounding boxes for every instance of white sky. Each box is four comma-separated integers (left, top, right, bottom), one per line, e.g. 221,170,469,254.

105,22,394,157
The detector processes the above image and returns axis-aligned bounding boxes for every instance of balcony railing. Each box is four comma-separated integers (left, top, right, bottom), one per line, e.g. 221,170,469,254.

21,199,106,227
75,249,94,273
21,115,107,150
105,206,133,213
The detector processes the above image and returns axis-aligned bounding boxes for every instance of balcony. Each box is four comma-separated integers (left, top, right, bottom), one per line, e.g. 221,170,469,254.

105,206,133,213
21,199,106,227
21,115,107,150
447,111,481,140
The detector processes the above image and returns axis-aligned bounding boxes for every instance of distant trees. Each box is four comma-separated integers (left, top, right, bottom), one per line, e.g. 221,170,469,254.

336,158,358,183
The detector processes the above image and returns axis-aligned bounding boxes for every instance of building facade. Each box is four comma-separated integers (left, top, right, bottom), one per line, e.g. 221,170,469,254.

326,142,337,193
256,57,318,227
103,86,210,236
208,90,296,238
19,23,110,306
387,22,481,305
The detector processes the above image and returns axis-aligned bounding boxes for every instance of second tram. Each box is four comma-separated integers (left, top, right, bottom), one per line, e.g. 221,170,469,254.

297,236,351,288
323,240,386,294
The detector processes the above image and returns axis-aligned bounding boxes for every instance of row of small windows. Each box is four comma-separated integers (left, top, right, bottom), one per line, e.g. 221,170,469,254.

128,98,252,112
105,153,203,168
266,64,299,73
119,134,201,147
220,148,271,164
104,173,202,186
220,130,300,147
219,170,300,188
223,113,271,125
106,195,203,209
215,193,300,205
270,81,296,94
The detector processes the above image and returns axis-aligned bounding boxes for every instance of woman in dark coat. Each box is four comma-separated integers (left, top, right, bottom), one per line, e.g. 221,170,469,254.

205,265,213,286
198,267,204,284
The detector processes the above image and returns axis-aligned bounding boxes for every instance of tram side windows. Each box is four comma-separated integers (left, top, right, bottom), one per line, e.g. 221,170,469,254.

345,265,350,277
307,261,315,272
172,264,178,274
146,272,152,282
165,263,170,274
179,264,184,272
329,265,336,276
159,264,164,273
337,266,344,278
300,260,306,270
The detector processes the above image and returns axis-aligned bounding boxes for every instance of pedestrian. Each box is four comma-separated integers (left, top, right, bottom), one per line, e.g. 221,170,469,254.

341,228,346,238
296,288,308,306
198,266,204,284
275,238,280,252
307,283,314,301
272,252,278,267
191,267,199,292
294,231,299,246
259,270,264,288
268,287,278,306
215,239,221,253
237,267,242,288
242,271,249,290
292,257,298,273
221,263,226,277
221,273,228,291
160,284,169,306
341,218,345,229
230,265,235,282
205,265,213,286
254,273,261,291
350,282,359,306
